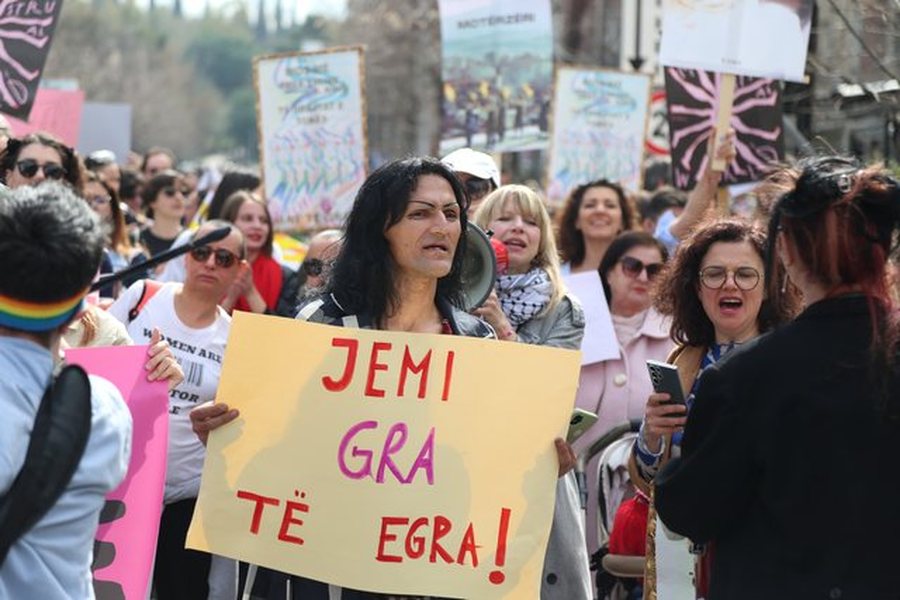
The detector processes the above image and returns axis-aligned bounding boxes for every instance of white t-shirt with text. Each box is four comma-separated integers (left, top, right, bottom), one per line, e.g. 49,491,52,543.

108,281,231,503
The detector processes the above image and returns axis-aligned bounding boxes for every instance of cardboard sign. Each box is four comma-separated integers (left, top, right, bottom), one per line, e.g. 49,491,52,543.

8,88,84,146
255,47,368,231
66,345,169,600
187,313,581,598
563,271,620,365
659,0,813,82
547,67,651,200
0,0,66,120
438,0,554,155
665,68,783,190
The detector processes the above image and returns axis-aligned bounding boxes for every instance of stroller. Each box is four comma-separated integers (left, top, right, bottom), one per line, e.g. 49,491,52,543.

577,419,644,600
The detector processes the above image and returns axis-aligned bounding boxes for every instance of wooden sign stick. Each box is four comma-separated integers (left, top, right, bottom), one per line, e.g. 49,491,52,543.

711,73,736,171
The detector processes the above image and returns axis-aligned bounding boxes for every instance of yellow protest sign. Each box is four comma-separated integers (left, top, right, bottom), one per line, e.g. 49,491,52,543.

187,312,581,598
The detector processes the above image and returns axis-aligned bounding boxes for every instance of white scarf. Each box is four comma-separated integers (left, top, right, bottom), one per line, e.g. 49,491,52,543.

496,268,553,327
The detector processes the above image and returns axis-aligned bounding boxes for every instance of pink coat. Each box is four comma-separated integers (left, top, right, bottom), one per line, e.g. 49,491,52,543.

571,308,674,554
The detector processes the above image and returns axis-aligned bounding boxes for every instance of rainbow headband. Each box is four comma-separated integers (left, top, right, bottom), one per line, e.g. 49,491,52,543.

0,287,89,332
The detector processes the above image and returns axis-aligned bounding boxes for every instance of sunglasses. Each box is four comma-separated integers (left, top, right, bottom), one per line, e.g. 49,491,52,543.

162,186,184,197
302,258,324,277
620,256,664,280
699,266,761,291
189,245,239,268
463,178,493,202
16,159,66,180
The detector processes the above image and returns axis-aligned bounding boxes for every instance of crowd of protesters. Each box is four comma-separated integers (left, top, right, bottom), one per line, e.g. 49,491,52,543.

0,125,898,600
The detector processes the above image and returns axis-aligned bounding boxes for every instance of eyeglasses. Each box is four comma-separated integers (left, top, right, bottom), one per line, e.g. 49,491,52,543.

189,245,239,268
619,256,664,280
162,186,182,197
302,258,324,277
699,266,761,291
16,159,66,180
88,195,111,207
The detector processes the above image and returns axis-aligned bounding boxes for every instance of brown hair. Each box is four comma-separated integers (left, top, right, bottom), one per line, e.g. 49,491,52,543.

556,179,635,266
655,218,798,347
220,191,274,257
0,132,84,193
84,170,132,257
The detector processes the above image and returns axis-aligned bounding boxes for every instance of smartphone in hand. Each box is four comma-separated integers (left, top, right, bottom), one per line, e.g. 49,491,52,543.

646,360,686,405
567,408,599,444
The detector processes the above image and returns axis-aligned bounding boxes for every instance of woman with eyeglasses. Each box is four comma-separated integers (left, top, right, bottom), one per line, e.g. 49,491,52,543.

654,161,900,598
108,219,247,600
139,170,187,260
0,131,83,191
557,180,636,275
568,231,673,557
626,218,796,598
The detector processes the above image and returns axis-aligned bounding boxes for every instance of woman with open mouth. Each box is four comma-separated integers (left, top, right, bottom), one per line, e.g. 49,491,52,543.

655,159,900,598
625,218,797,598
472,184,592,600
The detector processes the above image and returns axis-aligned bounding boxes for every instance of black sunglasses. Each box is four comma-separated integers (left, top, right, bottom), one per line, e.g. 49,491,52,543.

302,258,324,277
16,159,66,180
620,256,664,280
189,245,239,268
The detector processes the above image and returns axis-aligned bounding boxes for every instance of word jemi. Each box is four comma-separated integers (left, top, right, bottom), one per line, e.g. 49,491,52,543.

321,337,456,401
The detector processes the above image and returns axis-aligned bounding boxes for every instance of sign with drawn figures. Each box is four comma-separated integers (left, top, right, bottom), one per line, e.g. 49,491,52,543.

665,68,783,190
438,0,554,155
0,0,65,120
659,0,813,82
66,345,169,600
187,313,581,598
254,47,367,231
547,68,651,202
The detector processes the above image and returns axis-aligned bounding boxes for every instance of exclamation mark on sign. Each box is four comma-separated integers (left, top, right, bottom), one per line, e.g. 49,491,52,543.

488,507,511,585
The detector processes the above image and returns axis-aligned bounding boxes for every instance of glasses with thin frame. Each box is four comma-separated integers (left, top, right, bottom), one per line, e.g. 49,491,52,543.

699,266,761,291
189,245,239,268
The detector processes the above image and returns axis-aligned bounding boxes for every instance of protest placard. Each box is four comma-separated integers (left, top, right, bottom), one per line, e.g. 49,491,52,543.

77,102,132,163
66,345,169,600
659,0,813,83
438,0,554,155
187,313,581,598
0,0,66,120
547,67,651,202
563,271,620,365
665,68,783,190
8,88,85,147
255,46,368,231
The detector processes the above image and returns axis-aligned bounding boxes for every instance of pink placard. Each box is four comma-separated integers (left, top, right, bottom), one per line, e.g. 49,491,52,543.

8,88,85,147
66,345,169,600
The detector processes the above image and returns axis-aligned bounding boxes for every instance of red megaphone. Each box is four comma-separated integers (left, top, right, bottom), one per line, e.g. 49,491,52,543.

490,237,509,276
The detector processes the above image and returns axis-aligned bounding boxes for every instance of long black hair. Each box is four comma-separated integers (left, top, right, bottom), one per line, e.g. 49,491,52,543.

327,157,469,321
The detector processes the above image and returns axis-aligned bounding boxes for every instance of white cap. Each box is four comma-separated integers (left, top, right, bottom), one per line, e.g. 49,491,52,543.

441,148,500,189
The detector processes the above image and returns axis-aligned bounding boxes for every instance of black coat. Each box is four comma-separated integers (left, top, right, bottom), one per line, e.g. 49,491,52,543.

655,295,900,600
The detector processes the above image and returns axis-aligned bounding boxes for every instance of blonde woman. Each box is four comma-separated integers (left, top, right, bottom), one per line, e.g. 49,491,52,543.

473,184,591,600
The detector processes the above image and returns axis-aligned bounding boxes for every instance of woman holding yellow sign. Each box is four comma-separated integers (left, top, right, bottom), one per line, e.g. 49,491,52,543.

191,158,577,599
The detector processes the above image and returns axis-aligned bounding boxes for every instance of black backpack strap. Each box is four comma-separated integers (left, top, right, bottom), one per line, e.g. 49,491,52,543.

0,365,93,566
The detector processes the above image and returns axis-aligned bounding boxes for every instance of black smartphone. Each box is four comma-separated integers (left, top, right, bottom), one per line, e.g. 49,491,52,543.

646,360,686,405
